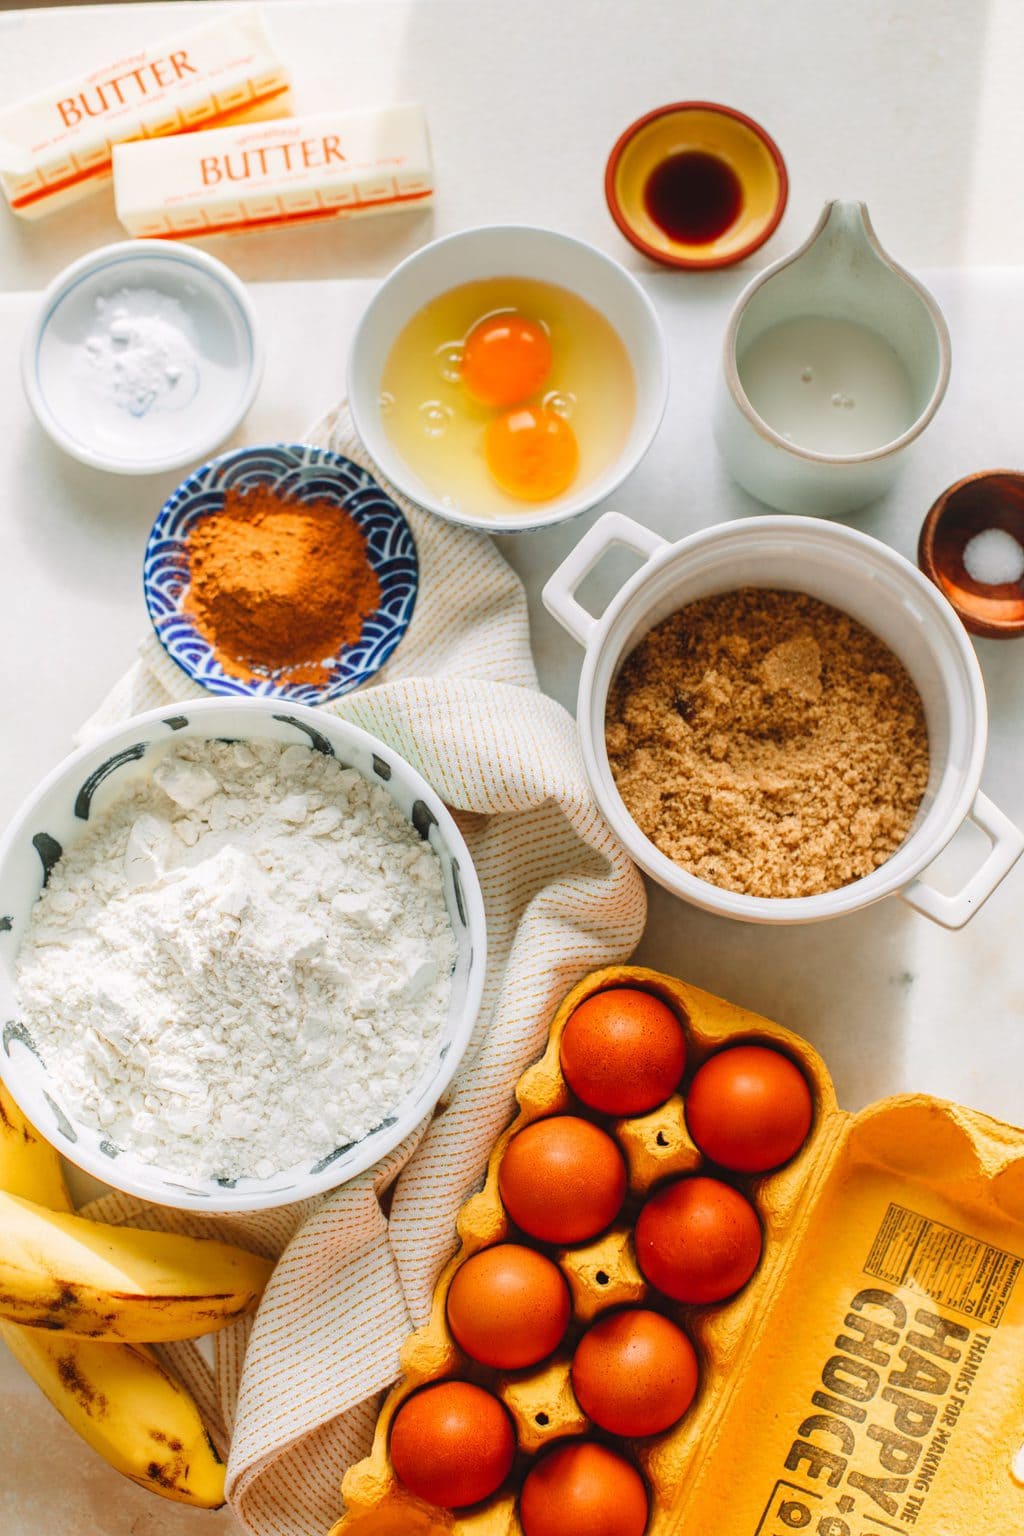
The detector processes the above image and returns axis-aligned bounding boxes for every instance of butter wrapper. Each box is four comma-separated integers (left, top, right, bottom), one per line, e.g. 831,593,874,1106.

113,104,433,240
0,7,290,219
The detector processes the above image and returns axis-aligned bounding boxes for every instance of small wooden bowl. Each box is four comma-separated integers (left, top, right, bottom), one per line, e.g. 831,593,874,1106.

918,471,1024,639
604,101,788,270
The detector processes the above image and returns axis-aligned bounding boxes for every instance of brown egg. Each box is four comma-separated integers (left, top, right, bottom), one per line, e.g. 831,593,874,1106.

560,987,687,1114
686,1044,813,1172
636,1174,762,1304
572,1307,699,1436
520,1441,648,1536
498,1115,627,1243
447,1243,571,1368
389,1380,515,1509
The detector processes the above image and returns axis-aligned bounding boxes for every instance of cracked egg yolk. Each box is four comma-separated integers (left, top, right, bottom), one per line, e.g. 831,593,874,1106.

484,405,579,501
460,313,552,408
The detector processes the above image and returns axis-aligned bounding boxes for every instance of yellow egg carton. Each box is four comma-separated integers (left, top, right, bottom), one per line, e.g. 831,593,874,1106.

330,965,1024,1536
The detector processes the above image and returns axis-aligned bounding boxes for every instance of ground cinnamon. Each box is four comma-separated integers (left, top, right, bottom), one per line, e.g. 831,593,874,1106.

184,485,381,686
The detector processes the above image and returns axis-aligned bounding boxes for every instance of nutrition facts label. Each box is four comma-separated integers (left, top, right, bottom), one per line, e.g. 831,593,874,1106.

864,1203,1021,1327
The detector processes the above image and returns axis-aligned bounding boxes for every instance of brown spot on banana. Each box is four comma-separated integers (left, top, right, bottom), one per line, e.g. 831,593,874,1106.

55,1353,108,1417
0,1292,87,1320
150,1430,186,1452
109,1290,233,1303
0,1094,42,1147
145,1447,200,1495
127,1467,226,1509
145,1460,180,1490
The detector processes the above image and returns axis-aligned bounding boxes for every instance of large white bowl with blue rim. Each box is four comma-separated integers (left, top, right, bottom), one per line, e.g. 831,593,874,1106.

144,443,419,706
0,699,485,1213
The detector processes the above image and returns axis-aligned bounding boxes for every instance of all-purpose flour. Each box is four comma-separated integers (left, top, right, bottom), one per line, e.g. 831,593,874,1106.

16,739,456,1181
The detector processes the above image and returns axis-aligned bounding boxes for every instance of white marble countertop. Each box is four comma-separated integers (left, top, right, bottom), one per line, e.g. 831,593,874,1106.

1,2,1023,1532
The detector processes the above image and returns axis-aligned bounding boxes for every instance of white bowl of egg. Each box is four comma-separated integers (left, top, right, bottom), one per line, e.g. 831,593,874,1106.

348,225,669,533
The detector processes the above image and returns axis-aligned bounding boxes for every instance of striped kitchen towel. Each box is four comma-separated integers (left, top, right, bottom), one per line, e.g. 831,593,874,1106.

77,402,646,1536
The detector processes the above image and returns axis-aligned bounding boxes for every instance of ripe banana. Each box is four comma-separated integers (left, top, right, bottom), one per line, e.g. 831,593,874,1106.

2,1327,227,1507
0,1083,69,1210
0,1187,273,1341
0,1083,226,1506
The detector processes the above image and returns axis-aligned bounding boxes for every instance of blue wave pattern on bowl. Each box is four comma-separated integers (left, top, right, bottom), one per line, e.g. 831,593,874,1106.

144,443,419,705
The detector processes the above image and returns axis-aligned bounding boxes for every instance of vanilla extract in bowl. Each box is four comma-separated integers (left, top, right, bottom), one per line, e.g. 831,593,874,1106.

643,150,744,245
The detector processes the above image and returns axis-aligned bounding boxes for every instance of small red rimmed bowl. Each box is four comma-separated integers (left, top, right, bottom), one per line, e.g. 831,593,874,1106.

918,471,1024,640
605,101,788,271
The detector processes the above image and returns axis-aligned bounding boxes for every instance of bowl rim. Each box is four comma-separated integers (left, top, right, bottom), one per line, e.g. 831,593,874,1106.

20,239,264,476
0,696,487,1212
918,468,1024,639
604,100,789,271
347,222,670,534
143,441,420,702
575,515,988,923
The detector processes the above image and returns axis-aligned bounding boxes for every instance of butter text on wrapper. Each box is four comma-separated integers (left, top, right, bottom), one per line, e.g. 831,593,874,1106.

0,7,291,219
113,104,433,240
57,51,199,127
200,135,346,185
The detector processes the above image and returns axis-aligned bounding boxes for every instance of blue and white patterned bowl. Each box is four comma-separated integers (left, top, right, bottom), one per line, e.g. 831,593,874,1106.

0,699,485,1213
144,443,418,704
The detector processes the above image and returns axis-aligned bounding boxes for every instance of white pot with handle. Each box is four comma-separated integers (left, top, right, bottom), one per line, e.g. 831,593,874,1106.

542,511,1022,929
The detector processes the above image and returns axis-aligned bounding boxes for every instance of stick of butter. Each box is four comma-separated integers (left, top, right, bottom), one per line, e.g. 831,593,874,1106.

113,105,434,240
0,7,290,220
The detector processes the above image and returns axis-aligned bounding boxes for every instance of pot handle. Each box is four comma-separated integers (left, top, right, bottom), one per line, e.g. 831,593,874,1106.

900,792,1024,930
541,512,668,647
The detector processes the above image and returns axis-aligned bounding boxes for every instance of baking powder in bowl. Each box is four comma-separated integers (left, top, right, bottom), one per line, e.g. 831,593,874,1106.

78,287,200,419
15,740,456,1181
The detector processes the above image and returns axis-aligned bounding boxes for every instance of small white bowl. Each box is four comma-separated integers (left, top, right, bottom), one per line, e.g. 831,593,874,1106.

348,225,669,534
22,240,262,476
0,699,486,1212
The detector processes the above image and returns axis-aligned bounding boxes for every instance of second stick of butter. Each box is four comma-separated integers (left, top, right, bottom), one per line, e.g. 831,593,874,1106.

113,105,432,239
